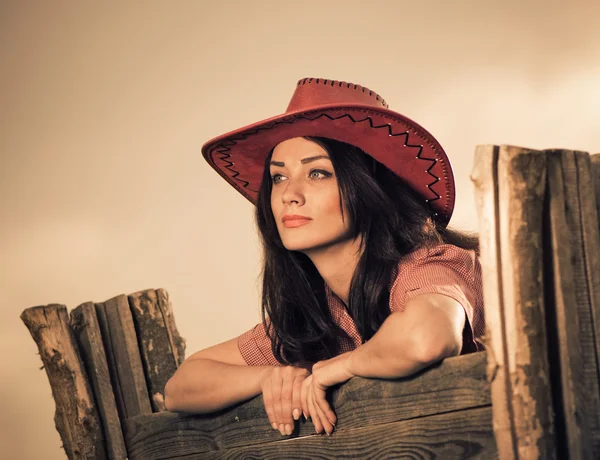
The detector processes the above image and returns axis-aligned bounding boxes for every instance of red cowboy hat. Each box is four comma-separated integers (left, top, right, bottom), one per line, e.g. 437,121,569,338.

201,77,455,226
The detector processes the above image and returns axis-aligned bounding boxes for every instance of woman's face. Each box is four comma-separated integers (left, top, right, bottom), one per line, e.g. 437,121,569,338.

269,137,353,253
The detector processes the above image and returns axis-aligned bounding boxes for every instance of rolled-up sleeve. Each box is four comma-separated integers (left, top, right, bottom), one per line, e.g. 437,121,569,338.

389,244,484,353
238,321,281,366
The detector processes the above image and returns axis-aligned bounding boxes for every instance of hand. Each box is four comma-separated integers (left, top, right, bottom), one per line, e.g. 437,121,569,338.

259,366,310,436
301,351,355,435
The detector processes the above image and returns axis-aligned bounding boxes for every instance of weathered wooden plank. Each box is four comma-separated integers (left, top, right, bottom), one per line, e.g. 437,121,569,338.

575,151,600,385
558,150,600,455
471,144,517,460
124,352,490,457
545,150,593,459
592,153,600,229
95,295,152,421
128,289,186,412
21,305,106,459
156,288,186,366
70,302,128,460
141,407,497,460
497,145,556,458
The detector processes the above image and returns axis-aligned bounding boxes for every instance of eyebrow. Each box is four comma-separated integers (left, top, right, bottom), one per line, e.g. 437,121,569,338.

270,155,331,167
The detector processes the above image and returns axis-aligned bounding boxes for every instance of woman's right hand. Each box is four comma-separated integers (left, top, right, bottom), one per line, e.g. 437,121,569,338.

259,366,310,436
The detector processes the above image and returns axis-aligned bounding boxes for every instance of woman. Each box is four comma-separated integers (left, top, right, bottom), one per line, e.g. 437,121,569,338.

164,78,485,437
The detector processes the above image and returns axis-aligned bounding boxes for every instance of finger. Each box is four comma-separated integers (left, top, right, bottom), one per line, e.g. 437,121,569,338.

312,388,334,435
271,374,285,435
306,385,323,434
280,373,294,435
292,374,304,421
262,381,277,430
300,375,311,420
314,384,337,428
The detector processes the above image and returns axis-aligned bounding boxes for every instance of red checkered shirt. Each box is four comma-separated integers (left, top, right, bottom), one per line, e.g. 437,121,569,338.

238,243,485,366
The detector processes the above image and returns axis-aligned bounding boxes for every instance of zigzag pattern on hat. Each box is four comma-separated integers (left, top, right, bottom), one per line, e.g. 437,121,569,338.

213,111,443,217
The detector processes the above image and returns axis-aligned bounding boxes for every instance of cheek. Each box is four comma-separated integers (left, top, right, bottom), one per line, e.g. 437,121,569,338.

270,190,280,214
320,190,344,220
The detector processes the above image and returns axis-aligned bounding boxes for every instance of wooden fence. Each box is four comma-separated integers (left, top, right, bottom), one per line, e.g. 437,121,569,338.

21,145,600,459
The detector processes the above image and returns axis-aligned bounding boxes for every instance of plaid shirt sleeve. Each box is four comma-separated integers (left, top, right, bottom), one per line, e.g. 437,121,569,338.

237,320,282,366
389,243,486,353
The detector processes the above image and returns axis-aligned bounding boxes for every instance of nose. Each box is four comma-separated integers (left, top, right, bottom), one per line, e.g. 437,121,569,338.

281,178,305,206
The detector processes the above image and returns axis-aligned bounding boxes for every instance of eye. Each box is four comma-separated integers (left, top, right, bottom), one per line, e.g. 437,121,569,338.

309,169,332,180
271,173,286,185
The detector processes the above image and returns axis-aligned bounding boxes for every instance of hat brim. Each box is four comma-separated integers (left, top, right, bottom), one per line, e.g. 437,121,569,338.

201,103,455,226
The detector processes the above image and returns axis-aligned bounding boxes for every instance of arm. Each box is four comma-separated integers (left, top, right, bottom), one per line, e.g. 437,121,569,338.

164,335,310,437
302,293,466,434
347,292,465,378
164,337,271,413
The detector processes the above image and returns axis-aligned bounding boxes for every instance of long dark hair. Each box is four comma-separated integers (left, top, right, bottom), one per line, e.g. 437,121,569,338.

255,137,479,365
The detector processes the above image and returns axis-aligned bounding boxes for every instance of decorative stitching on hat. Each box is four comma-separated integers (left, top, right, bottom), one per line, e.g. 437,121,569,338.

296,78,388,109
212,111,446,218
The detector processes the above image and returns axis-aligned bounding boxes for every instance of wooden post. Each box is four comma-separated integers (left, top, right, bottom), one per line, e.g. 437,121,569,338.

498,145,556,458
552,150,600,455
21,305,106,460
71,302,128,460
473,145,557,459
95,295,152,422
545,150,594,459
156,288,186,366
591,153,600,230
128,289,186,412
472,144,517,460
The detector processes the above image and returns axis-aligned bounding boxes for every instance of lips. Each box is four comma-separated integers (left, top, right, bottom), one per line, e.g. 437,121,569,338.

283,219,311,228
282,214,312,228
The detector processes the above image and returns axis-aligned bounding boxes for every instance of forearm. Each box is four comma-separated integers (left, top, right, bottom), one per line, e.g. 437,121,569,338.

164,358,271,413
347,308,459,379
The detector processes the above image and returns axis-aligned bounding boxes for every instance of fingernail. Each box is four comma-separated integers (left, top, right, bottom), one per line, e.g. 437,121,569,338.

293,408,300,420
279,424,285,435
272,422,278,430
285,424,292,435
302,411,307,420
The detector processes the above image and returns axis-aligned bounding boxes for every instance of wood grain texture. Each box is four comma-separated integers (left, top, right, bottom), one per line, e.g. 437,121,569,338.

497,145,556,459
557,150,600,455
142,407,497,460
575,151,600,383
124,352,490,458
156,288,186,366
592,153,600,231
472,144,517,460
70,301,128,460
128,289,186,412
545,150,593,459
95,295,152,422
21,305,106,459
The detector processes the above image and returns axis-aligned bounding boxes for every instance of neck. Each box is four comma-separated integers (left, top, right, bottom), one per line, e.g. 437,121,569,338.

304,236,363,306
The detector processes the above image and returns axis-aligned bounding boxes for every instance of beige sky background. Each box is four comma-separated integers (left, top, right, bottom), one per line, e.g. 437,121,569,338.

2,1,600,458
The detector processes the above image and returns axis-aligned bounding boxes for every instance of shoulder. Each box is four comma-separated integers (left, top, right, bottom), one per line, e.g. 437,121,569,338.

389,242,486,353
396,243,478,282
401,242,477,265
389,242,480,309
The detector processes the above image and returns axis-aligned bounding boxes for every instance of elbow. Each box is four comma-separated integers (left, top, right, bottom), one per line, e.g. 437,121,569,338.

164,376,180,412
409,328,461,365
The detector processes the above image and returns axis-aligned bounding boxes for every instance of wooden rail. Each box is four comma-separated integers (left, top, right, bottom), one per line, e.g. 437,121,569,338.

124,352,493,459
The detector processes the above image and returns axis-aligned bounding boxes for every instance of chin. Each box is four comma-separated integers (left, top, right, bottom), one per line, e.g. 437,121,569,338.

281,239,320,253
280,235,348,253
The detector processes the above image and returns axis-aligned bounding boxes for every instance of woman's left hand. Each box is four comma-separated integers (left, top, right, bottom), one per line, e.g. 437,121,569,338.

300,351,355,435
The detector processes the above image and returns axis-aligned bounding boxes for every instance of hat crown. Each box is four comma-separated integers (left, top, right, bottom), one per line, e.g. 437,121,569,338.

286,78,389,113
